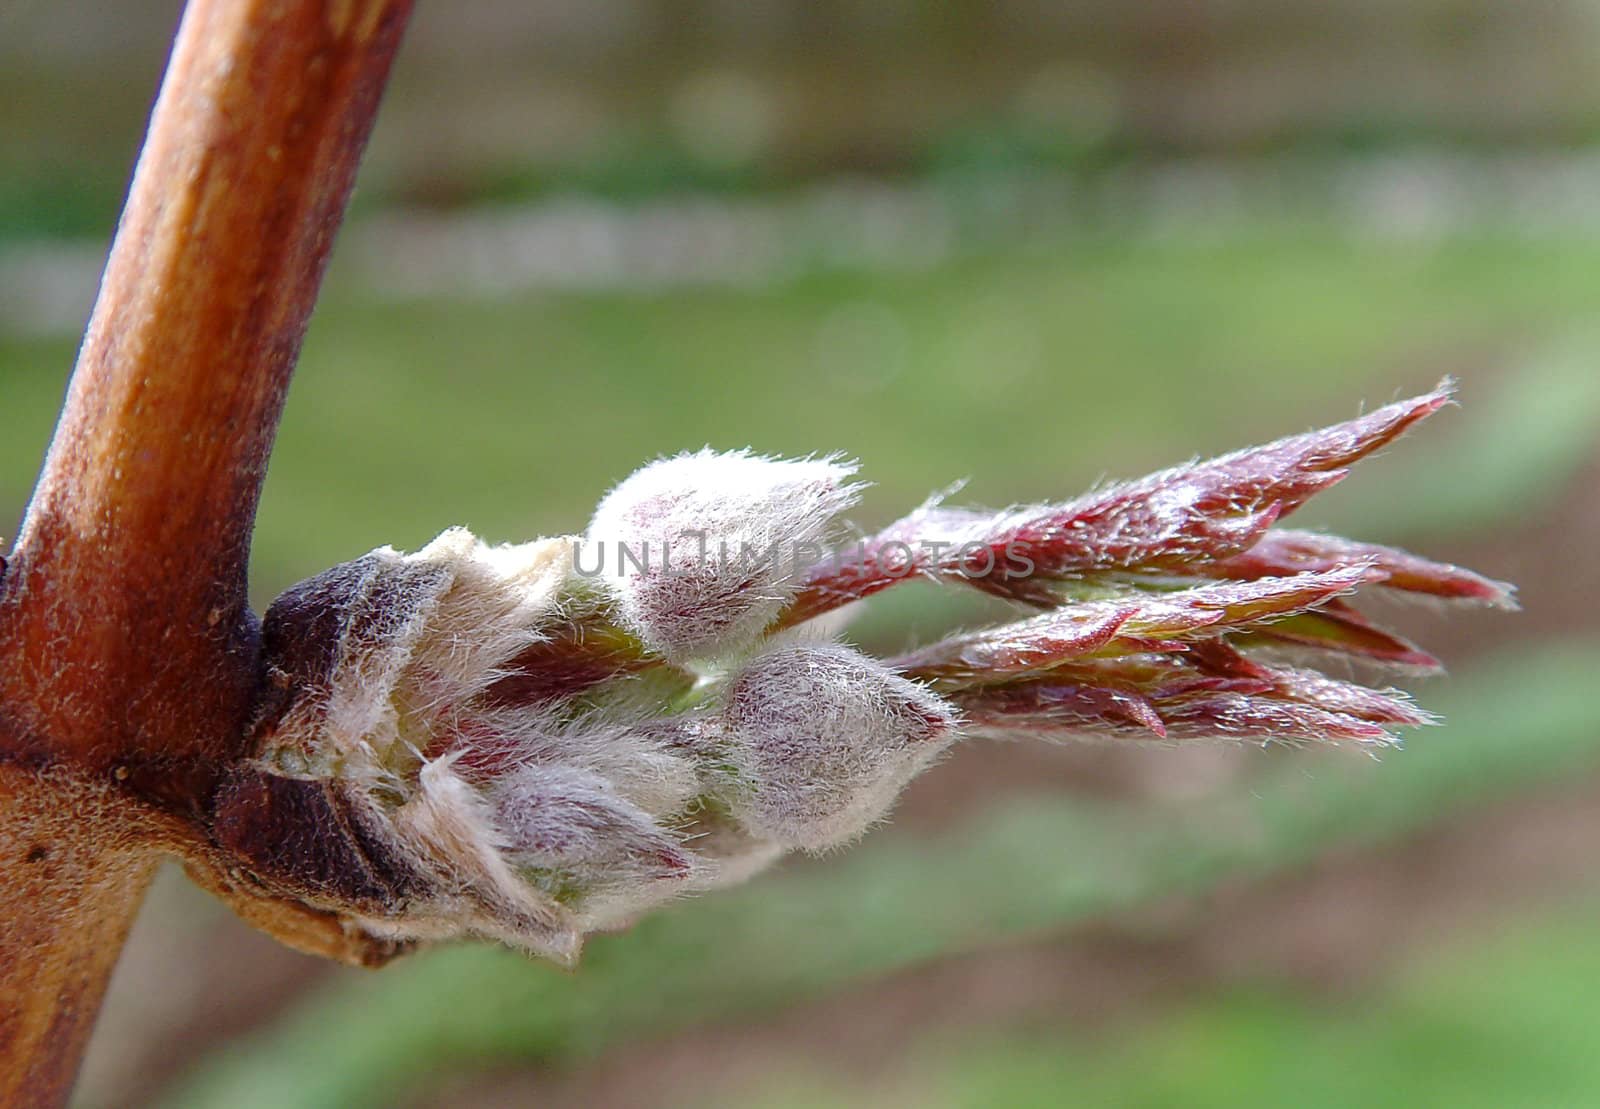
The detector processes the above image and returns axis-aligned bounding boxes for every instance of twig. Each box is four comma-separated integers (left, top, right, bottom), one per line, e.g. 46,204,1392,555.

0,0,412,1101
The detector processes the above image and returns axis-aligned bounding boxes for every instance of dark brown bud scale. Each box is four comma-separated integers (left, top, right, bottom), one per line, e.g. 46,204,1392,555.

211,767,423,913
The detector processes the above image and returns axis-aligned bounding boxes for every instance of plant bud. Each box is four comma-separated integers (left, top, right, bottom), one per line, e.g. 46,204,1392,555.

713,643,959,851
203,385,1507,969
492,764,694,891
586,450,861,657
228,529,709,961
251,528,573,781
386,753,584,963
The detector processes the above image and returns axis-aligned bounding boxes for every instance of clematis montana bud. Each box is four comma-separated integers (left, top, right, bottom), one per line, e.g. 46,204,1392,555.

491,763,695,898
585,449,861,657
217,529,706,962
710,643,960,851
203,382,1509,968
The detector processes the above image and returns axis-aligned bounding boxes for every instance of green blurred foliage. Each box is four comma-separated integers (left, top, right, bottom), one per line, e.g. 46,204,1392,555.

732,905,1600,1109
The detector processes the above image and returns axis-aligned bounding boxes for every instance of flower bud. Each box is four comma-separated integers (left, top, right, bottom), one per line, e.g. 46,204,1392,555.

232,529,707,961
204,384,1506,969
251,528,573,780
586,450,861,657
713,643,959,851
386,753,583,963
491,763,694,892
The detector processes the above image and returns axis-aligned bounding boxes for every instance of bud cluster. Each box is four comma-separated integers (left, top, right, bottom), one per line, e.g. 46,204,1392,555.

211,381,1510,962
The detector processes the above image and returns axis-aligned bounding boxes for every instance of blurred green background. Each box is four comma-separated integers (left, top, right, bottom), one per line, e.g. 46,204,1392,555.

4,1,1600,1106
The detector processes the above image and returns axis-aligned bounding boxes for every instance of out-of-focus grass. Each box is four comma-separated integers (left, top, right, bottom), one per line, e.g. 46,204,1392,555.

5,228,1600,594
161,642,1600,1109
732,904,1600,1109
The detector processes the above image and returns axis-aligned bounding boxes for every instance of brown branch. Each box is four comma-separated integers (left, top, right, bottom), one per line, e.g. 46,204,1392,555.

0,769,166,1105
0,0,413,1102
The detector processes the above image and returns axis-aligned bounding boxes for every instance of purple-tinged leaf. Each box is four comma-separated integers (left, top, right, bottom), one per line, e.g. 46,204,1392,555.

777,383,1453,625
893,567,1376,684
1232,599,1442,671
1200,529,1516,608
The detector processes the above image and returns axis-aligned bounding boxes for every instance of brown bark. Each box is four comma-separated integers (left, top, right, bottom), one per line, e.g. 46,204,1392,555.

0,0,413,1102
0,769,165,1103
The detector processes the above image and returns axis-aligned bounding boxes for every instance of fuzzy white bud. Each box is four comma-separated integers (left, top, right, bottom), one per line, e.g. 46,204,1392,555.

714,643,959,851
255,528,574,781
585,450,861,657
492,763,693,891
